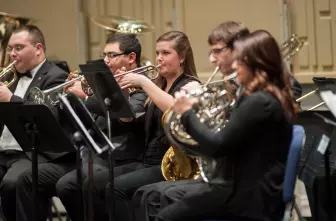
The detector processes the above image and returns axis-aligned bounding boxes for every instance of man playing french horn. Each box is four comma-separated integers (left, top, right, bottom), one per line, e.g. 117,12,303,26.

132,21,303,221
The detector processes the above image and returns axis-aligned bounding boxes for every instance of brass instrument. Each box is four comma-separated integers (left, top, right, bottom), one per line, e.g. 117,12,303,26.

0,60,17,87
161,109,201,181
91,15,154,66
0,12,33,69
161,33,306,182
91,15,154,34
114,64,161,80
161,67,234,182
281,34,305,61
29,75,92,106
30,63,160,106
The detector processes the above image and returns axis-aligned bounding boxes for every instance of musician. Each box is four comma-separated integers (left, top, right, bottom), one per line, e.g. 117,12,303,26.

79,31,199,221
54,33,147,221
132,21,251,221
156,29,298,221
0,25,74,221
132,22,302,221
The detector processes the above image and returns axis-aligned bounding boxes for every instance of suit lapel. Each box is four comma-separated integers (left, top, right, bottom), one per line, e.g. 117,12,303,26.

23,61,50,99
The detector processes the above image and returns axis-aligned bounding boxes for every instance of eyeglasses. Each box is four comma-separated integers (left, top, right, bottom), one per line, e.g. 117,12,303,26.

6,44,26,54
208,46,229,56
101,52,127,59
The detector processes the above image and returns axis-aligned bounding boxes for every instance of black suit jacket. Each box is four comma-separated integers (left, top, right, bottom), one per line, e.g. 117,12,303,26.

0,60,71,163
181,91,292,220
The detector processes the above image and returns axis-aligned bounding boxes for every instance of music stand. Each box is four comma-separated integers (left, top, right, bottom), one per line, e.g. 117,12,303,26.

297,77,336,221
79,62,136,221
0,103,75,221
59,93,115,221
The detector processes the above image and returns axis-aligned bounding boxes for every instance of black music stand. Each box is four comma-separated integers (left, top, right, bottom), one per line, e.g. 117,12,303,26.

59,93,115,221
0,103,75,221
296,111,336,221
297,77,336,221
79,62,136,221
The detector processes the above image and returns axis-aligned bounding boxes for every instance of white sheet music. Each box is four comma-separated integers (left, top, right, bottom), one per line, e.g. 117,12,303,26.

320,90,336,118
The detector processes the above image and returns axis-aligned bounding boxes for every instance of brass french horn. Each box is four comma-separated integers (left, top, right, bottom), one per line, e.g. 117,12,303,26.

161,67,235,182
161,33,306,182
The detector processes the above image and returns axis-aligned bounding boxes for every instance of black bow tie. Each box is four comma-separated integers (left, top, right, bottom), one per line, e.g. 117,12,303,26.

18,71,32,78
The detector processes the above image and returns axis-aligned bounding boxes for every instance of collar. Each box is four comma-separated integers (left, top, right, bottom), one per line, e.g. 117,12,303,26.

30,59,46,79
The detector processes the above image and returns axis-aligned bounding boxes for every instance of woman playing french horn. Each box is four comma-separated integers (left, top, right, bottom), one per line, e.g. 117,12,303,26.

148,30,299,221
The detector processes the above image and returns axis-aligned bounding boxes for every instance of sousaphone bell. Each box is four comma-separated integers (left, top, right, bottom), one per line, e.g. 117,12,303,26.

91,15,154,66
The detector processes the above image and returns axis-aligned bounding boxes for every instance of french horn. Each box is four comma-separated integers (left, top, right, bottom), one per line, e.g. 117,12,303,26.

161,33,306,182
161,67,235,182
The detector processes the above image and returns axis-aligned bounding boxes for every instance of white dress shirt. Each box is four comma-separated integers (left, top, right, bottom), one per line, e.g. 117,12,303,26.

0,59,46,151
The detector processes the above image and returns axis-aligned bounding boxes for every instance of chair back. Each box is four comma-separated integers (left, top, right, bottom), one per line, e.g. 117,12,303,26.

283,125,305,203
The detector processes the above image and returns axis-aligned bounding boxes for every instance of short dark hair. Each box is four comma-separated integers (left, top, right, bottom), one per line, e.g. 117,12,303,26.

208,21,250,49
106,33,141,67
12,25,46,52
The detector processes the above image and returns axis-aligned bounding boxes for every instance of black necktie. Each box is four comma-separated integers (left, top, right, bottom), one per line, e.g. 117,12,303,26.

18,71,32,79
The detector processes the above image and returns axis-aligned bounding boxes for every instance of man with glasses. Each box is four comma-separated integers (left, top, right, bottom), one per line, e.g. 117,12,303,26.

0,25,75,221
51,33,147,221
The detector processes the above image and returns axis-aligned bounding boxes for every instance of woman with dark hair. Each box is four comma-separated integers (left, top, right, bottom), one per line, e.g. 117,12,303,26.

154,30,299,221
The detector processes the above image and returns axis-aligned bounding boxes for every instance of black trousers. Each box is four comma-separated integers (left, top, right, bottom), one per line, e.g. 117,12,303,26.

132,179,203,221
15,153,76,221
153,182,236,221
56,157,134,221
0,151,31,221
75,161,163,221
110,163,164,221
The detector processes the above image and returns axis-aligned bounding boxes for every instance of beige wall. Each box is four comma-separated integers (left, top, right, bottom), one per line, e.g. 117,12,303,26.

0,0,83,70
2,0,336,84
291,0,336,83
83,0,285,82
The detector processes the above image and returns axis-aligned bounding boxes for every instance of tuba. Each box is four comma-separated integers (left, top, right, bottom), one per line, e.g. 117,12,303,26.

91,15,154,67
0,12,32,70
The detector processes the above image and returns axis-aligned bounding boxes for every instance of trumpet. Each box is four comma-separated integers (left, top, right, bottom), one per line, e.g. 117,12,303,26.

0,60,17,87
114,64,161,80
29,75,92,106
